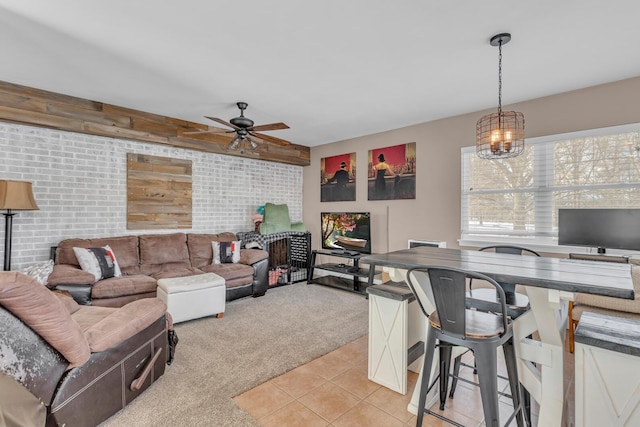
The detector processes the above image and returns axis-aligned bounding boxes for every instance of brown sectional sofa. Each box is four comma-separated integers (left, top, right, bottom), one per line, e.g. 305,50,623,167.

48,232,269,307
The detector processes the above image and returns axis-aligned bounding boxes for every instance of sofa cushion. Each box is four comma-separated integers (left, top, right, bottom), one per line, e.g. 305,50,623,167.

91,292,158,308
187,232,237,268
81,299,167,353
72,305,115,331
91,274,158,299
53,291,81,315
0,272,90,368
150,267,204,280
139,233,190,275
57,236,140,274
200,263,254,288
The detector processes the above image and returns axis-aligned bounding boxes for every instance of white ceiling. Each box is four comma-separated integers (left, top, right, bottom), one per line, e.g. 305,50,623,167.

1,1,639,148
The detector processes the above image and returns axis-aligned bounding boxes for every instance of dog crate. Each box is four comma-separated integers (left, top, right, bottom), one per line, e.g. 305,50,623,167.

238,231,311,287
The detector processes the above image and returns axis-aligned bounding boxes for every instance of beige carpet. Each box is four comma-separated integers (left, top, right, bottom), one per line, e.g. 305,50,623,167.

101,283,369,427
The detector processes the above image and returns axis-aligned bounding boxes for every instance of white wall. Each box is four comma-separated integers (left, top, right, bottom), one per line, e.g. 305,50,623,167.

0,122,303,271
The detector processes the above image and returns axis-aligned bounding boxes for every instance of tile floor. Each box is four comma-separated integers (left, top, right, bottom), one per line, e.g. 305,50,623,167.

234,335,575,426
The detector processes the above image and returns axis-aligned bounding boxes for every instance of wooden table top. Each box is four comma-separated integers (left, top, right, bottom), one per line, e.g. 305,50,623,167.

362,246,634,299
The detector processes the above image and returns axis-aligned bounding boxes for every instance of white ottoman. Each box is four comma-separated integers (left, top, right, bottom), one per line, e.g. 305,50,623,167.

157,273,226,323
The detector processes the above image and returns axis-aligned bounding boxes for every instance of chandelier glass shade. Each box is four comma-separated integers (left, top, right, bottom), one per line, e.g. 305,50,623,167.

476,33,525,159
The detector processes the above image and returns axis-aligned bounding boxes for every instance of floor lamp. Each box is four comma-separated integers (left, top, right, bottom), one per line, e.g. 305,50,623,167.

0,180,39,271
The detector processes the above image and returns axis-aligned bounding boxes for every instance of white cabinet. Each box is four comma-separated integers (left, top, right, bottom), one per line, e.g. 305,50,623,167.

575,312,640,427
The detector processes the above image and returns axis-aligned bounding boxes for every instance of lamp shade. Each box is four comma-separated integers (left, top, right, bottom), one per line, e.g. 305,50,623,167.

0,180,39,210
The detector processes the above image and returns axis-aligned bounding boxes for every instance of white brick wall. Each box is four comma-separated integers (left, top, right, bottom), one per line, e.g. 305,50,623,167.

0,122,303,271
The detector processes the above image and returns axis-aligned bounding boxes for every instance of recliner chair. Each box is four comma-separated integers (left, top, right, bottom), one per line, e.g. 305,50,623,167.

0,271,175,427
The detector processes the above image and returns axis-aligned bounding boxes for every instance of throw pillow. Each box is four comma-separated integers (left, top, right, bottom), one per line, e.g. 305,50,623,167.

103,245,123,277
73,245,122,281
21,259,54,285
212,240,241,264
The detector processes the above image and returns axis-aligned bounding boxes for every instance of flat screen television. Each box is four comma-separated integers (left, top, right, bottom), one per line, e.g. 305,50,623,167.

321,212,371,254
558,208,640,253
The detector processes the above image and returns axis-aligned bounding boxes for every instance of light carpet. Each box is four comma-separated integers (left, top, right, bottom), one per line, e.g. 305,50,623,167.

101,283,369,426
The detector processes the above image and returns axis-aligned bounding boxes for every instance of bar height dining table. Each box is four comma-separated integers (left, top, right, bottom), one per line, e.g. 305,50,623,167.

361,246,634,427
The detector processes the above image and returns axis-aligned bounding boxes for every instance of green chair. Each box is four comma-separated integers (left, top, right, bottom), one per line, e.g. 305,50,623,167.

259,203,305,235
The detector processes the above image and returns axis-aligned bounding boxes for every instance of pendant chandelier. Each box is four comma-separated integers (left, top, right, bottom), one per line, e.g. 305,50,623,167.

476,33,525,159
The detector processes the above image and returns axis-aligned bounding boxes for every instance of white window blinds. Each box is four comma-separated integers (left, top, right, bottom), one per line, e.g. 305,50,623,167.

461,124,640,239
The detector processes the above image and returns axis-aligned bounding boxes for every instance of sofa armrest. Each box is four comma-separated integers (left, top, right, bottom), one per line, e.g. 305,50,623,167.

47,264,94,287
82,298,167,352
239,249,269,297
51,284,93,306
239,248,268,266
251,258,269,297
47,265,96,305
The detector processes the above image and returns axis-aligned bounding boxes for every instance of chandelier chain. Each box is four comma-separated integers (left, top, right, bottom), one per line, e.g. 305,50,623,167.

498,39,503,115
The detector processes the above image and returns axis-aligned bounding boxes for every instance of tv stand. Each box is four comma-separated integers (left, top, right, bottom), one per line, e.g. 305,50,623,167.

330,249,360,256
307,249,376,295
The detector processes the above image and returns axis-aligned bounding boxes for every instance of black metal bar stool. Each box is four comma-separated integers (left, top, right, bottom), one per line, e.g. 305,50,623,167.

406,266,526,427
449,245,538,423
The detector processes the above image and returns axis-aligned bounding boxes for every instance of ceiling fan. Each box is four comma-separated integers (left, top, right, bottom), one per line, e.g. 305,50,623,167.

184,102,290,150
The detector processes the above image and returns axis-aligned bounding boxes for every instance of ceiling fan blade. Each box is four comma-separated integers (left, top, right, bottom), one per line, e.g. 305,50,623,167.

249,122,290,132
182,127,231,135
247,132,264,143
205,116,239,130
254,132,291,146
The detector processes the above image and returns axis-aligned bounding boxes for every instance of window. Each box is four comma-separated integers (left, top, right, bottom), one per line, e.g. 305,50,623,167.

461,124,640,244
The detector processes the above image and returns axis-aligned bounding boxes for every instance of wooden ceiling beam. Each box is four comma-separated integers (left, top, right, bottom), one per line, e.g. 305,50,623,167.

0,80,310,166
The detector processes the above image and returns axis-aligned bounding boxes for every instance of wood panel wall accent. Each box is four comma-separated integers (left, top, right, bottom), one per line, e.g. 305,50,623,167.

127,153,192,230
0,81,310,166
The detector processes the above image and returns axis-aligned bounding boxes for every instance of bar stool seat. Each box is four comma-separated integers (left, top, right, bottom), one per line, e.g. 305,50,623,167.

407,266,526,427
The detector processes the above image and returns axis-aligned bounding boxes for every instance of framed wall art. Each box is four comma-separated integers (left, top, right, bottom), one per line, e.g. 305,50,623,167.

320,152,356,202
368,142,416,200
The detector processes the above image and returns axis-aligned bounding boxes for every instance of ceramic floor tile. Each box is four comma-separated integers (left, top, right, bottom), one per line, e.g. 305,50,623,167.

422,402,486,427
236,333,576,427
258,401,329,427
330,337,369,365
332,401,405,427
364,382,417,423
270,365,327,398
298,381,361,422
233,381,294,420
497,399,524,427
302,349,354,380
436,380,484,420
330,365,381,399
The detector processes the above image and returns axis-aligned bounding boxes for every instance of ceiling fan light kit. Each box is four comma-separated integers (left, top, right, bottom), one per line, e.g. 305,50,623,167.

184,102,290,151
476,33,525,160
